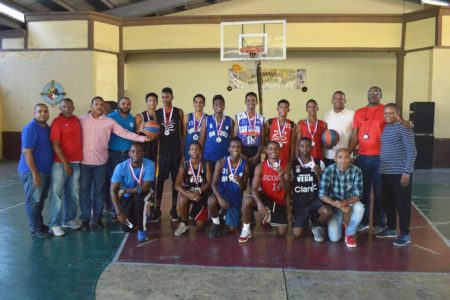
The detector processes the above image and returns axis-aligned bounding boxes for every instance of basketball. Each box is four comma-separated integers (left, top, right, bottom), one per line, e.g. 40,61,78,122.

142,120,160,138
322,129,340,147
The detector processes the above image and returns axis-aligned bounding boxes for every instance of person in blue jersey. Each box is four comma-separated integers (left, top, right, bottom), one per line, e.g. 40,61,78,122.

203,94,235,170
110,143,155,242
376,103,417,247
183,94,207,160
234,92,265,186
208,137,249,238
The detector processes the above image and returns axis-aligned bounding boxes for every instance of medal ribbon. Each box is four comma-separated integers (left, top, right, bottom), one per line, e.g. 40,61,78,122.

194,113,204,133
189,159,202,186
128,160,144,186
267,159,281,170
214,115,225,138
298,157,315,169
306,119,318,142
163,106,173,127
245,112,257,135
276,118,287,143
227,156,242,178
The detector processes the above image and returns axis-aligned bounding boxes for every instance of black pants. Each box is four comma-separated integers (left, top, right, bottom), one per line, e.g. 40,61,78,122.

156,152,181,206
242,146,259,188
120,193,145,232
381,174,412,235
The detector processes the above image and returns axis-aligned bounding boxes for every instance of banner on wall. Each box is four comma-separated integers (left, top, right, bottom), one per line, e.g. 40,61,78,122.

228,68,306,89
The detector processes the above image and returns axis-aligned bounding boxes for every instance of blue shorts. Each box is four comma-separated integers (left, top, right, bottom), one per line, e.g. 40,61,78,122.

225,206,241,229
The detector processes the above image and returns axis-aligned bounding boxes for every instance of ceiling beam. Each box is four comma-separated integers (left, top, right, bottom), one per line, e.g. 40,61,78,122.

99,0,115,10
50,0,78,11
0,15,22,29
104,0,201,17
0,0,29,12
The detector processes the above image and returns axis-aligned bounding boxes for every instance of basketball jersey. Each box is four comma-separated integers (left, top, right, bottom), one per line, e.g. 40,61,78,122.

267,118,295,162
203,114,233,162
291,158,321,209
260,159,287,206
140,111,158,162
298,119,327,160
217,156,246,208
156,106,182,154
236,111,264,147
184,112,207,160
183,159,207,192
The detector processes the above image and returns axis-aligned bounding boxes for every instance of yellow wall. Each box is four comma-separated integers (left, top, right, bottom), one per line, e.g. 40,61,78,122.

405,18,436,51
94,21,120,53
27,21,88,49
2,38,25,49
93,52,118,100
441,16,450,46
431,48,450,138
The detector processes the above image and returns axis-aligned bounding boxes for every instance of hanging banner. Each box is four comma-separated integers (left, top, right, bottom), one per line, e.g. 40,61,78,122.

228,68,306,89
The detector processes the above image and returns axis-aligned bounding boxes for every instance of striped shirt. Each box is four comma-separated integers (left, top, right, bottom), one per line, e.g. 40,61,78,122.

380,122,417,174
319,164,363,201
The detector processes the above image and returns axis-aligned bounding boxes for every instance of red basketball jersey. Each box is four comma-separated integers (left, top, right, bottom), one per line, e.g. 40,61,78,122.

298,119,327,160
260,159,287,206
267,118,295,163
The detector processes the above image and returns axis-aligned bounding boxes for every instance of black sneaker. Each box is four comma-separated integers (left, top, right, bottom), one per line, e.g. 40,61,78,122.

32,230,50,238
170,208,179,222
80,221,90,232
208,224,223,239
151,208,161,222
96,218,105,229
40,224,49,233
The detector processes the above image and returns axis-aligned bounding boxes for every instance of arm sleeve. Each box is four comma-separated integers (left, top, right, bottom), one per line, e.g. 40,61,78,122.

22,125,37,149
111,118,146,142
50,120,61,142
143,160,155,182
352,110,360,129
352,168,363,198
111,163,123,183
401,127,417,174
318,167,331,198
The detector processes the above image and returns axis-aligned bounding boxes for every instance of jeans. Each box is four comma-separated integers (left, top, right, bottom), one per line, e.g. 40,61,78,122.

356,155,385,227
328,201,365,241
48,162,80,226
79,163,108,221
20,171,50,233
106,150,129,212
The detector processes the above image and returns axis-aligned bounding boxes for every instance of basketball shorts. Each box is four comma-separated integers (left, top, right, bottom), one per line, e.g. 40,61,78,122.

189,192,208,222
292,199,324,228
259,193,288,227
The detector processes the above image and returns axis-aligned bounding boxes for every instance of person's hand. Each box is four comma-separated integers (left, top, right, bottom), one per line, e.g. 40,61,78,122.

257,202,267,217
63,162,73,176
118,189,125,198
400,174,410,187
218,197,229,209
117,212,127,225
248,155,259,165
341,205,352,213
32,172,41,187
138,122,145,133
313,165,321,177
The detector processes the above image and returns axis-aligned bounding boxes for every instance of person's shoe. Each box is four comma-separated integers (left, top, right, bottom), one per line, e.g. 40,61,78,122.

151,208,161,223
374,225,386,235
96,218,105,229
357,224,369,232
238,228,252,243
393,234,411,247
32,230,50,238
41,224,49,233
208,224,223,238
311,226,325,242
137,230,149,242
50,226,65,237
376,229,397,239
170,208,179,222
174,223,188,236
345,235,357,248
62,220,80,230
80,221,90,232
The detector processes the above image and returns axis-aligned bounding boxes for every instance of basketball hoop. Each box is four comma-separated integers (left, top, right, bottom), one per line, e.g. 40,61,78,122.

239,47,264,60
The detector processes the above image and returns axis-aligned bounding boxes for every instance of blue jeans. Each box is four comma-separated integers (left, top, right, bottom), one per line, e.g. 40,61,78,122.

356,155,385,227
19,171,50,233
328,201,365,241
48,162,80,226
79,163,107,221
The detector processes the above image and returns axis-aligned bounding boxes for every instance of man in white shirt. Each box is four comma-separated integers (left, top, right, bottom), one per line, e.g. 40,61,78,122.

323,91,355,166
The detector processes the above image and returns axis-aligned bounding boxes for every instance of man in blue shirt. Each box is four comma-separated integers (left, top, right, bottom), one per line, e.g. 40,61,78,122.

18,103,54,238
110,142,155,242
319,148,364,248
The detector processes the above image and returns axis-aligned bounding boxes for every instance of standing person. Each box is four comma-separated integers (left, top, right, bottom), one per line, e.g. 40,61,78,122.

240,141,291,243
291,138,332,242
319,148,365,248
297,99,327,161
376,103,416,246
174,142,212,236
79,96,148,232
153,87,184,222
135,92,159,162
110,143,155,242
207,137,249,238
234,92,265,185
18,103,53,238
48,98,82,236
203,94,234,170
183,94,207,160
348,86,385,233
265,99,296,163
323,91,355,167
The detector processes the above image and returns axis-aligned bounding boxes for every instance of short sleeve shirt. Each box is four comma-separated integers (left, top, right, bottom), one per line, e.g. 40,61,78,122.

111,158,155,189
50,113,82,162
107,111,136,151
352,104,385,155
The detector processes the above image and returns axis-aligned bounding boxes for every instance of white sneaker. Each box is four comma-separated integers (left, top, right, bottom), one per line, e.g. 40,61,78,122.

174,223,188,236
50,226,65,237
311,226,324,242
238,228,252,243
62,220,80,230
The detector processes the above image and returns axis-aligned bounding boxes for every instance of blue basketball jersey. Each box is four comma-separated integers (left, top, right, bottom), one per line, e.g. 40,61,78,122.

203,115,232,162
184,112,207,160
217,156,246,208
236,111,264,147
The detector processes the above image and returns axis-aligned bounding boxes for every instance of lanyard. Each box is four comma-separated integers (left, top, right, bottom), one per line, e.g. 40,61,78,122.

306,119,318,141
227,156,242,178
298,157,315,169
189,159,202,186
267,159,281,169
214,115,225,137
128,160,144,186
194,113,205,133
163,106,173,126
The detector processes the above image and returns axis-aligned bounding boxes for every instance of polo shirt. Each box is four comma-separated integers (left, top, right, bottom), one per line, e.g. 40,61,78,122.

324,108,355,160
111,158,155,189
352,104,385,156
107,111,136,151
50,113,82,162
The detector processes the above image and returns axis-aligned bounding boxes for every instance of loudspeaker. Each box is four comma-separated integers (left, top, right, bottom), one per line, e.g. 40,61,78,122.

409,102,435,134
414,134,434,169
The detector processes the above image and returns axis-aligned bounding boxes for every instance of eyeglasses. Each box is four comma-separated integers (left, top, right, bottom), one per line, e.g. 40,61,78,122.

368,91,381,95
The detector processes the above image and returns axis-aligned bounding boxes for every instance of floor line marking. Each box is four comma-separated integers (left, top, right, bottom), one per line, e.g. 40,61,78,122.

137,238,158,247
412,203,450,248
413,196,450,199
112,232,129,263
433,221,450,226
0,181,21,188
0,202,25,213
413,244,442,255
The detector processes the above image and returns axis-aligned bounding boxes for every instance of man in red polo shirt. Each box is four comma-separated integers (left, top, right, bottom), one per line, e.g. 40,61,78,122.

48,98,83,236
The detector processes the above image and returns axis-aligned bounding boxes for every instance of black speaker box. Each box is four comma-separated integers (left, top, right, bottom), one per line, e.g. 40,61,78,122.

414,134,434,169
409,102,435,134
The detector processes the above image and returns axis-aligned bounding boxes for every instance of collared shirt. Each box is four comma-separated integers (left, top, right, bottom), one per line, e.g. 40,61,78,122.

107,110,136,151
111,158,155,189
380,122,417,174
50,113,82,162
352,104,385,155
80,113,145,166
319,164,363,201
324,108,354,159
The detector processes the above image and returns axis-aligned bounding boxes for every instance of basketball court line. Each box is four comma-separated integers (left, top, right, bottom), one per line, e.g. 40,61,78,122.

0,181,20,188
0,202,24,213
412,203,450,247
413,244,442,255
112,232,130,263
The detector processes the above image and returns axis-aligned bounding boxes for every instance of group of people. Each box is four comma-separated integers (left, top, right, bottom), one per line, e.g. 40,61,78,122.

18,86,417,247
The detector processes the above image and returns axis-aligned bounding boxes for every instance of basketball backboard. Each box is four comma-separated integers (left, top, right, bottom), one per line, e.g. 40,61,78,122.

220,20,286,61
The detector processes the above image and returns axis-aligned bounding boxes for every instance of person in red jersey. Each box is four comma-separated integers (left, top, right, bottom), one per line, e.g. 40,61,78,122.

297,99,327,160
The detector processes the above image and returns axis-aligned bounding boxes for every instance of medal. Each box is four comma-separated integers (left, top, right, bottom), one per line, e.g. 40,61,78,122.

216,137,222,143
298,157,315,169
363,133,369,140
267,159,281,170
164,129,169,136
311,141,315,147
194,187,201,193
163,105,173,135
214,115,225,144
227,156,242,183
193,134,199,141
229,174,234,181
276,118,287,148
189,159,202,190
306,119,318,147
128,159,144,191
193,113,204,137
245,112,258,143
278,142,283,148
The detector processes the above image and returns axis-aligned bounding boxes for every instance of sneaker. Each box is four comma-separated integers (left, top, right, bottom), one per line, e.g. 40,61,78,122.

393,234,411,247
170,208,179,222
357,224,369,232
208,224,223,238
96,218,105,229
345,235,357,248
137,230,149,242
151,208,161,223
376,229,397,238
80,221,90,232
41,224,49,233
374,225,386,235
174,223,188,236
238,228,252,243
50,226,65,237
62,220,80,230
31,230,50,238
311,226,325,242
